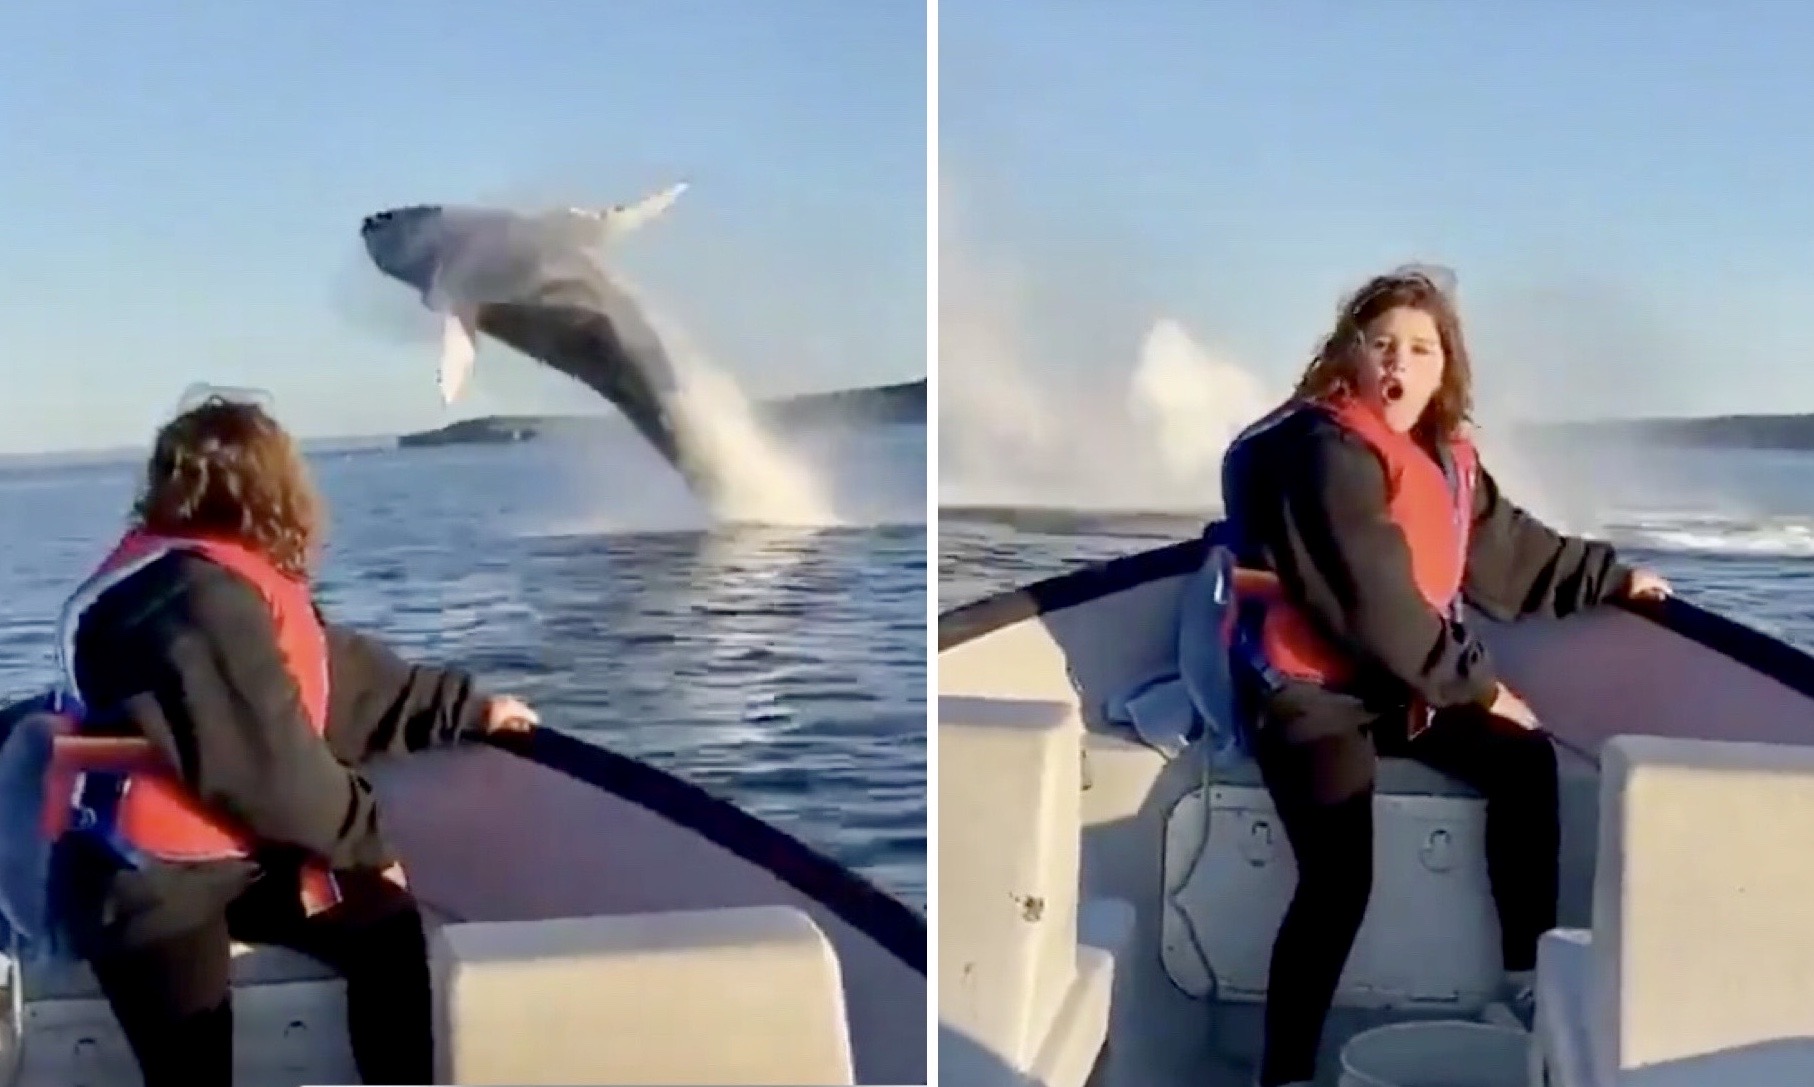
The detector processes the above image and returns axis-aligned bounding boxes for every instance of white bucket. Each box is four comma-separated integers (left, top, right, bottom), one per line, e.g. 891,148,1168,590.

1338,1020,1529,1087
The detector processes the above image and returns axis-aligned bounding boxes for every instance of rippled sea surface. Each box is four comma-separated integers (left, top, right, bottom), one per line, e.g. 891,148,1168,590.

942,444,1814,657
0,423,927,910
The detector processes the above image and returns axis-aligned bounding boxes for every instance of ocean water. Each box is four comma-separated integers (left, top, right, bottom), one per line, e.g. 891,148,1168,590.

940,442,1814,658
0,421,928,911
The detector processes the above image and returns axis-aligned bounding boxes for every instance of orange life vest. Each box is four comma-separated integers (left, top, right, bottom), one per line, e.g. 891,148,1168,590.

49,529,340,911
1255,395,1478,689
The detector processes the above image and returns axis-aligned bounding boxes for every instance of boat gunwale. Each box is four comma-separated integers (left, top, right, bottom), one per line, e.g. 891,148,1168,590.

937,533,1814,706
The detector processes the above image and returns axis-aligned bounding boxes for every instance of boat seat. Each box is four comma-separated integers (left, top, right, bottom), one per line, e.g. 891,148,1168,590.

1210,748,1482,798
12,901,458,1087
1158,730,1501,1008
26,940,336,1002
1536,736,1814,1084
22,899,457,1002
431,905,855,1085
1087,717,1483,800
942,696,1130,1087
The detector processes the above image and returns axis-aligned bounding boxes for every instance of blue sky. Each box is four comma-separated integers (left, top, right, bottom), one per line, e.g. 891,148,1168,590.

0,1,924,453
942,1,1814,421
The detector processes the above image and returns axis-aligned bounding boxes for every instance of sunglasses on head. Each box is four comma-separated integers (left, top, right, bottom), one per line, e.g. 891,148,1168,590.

169,383,278,420
1344,263,1459,316
1387,262,1457,297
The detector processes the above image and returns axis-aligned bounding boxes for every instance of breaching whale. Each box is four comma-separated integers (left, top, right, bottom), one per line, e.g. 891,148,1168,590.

358,183,723,499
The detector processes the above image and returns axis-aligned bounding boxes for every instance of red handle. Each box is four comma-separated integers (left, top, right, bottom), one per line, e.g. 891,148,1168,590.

50,735,160,775
1232,567,1282,602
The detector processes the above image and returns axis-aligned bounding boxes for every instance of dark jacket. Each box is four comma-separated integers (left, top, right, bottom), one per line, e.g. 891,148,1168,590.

1225,408,1632,741
57,551,490,949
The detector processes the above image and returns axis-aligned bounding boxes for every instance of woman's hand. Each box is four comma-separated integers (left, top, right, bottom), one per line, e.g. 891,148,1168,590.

1487,682,1541,731
482,694,540,733
1621,567,1673,603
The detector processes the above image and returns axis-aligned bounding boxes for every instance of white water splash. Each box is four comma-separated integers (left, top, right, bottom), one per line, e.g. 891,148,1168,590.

940,195,1276,512
669,360,839,526
1611,514,1814,558
1127,317,1273,493
941,304,1273,512
613,280,839,528
939,182,1593,533
936,198,1070,502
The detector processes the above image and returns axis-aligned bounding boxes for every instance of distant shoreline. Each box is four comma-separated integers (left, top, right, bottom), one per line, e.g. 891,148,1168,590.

1525,414,1814,451
394,404,1814,453
395,379,928,448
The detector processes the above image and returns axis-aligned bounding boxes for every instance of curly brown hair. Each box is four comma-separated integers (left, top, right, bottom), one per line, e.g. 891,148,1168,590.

1292,269,1475,442
131,396,324,580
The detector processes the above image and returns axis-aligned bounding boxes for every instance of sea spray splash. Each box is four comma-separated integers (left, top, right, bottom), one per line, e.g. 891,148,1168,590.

936,215,1068,505
669,362,840,526
939,185,1594,524
939,240,1576,525
1127,317,1272,498
940,284,1279,512
630,295,839,527
939,191,1283,511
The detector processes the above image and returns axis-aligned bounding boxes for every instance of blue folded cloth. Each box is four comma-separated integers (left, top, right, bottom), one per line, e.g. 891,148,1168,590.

1103,543,1249,767
0,691,77,964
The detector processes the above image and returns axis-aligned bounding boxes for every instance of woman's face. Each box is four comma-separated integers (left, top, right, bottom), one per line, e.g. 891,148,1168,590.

1354,305,1444,432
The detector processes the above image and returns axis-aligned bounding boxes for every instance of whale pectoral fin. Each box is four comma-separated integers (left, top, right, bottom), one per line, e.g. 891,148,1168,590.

438,311,478,405
565,181,688,242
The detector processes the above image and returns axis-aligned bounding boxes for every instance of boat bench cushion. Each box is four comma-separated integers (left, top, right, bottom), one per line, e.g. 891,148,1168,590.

1087,725,1482,799
27,940,337,1002
21,900,458,1003
1160,743,1500,1007
1210,746,1482,797
431,905,855,1086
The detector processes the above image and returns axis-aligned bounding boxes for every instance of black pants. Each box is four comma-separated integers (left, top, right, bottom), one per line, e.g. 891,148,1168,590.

84,864,433,1087
1252,702,1560,1087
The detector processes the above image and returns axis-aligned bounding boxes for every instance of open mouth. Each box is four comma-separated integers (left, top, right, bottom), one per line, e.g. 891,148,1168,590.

1382,377,1405,402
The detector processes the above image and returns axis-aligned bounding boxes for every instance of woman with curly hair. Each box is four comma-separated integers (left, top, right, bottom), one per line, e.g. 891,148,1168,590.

48,390,539,1087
